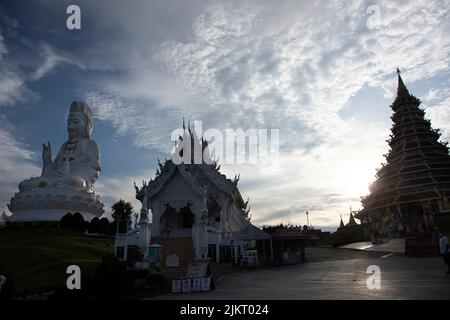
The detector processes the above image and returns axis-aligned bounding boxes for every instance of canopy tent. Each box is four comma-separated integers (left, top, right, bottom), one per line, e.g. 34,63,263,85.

229,223,273,265
235,223,272,240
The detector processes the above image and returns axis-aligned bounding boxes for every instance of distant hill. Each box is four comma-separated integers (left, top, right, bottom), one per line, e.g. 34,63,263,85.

0,227,114,296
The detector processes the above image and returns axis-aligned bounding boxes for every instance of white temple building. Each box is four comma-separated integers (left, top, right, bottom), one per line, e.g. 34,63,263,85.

115,124,271,267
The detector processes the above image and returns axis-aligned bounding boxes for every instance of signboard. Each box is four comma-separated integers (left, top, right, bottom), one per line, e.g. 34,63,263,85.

166,254,180,267
201,277,211,292
192,278,202,292
171,279,181,293
405,237,439,257
186,261,209,278
182,278,192,293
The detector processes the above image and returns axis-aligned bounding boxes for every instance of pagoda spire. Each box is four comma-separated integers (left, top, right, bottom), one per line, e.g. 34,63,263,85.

339,215,345,229
396,67,410,98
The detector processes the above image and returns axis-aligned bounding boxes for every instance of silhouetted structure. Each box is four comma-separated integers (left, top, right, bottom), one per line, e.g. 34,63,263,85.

356,70,450,235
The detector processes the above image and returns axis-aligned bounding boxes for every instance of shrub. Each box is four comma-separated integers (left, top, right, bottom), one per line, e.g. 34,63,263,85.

60,212,87,232
92,254,128,298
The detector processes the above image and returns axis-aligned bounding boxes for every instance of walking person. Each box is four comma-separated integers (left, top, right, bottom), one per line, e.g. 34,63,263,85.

439,232,450,274
0,275,6,293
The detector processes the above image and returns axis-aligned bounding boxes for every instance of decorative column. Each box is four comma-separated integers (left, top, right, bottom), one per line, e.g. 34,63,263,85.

192,193,209,260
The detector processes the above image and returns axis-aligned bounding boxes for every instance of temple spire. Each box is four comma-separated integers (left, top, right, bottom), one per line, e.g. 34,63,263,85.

348,212,357,226
339,215,345,229
396,67,410,98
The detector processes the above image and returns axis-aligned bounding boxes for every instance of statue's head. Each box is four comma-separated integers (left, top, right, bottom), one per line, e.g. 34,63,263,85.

68,101,93,140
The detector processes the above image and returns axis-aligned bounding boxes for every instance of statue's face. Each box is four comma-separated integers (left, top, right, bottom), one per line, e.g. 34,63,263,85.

67,113,86,140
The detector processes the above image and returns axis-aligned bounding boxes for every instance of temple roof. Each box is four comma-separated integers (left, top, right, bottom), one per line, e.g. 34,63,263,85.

233,223,272,240
346,212,357,226
136,124,245,207
339,216,345,229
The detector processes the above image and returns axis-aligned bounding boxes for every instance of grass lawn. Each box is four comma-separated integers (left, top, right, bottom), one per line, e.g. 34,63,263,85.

0,227,114,296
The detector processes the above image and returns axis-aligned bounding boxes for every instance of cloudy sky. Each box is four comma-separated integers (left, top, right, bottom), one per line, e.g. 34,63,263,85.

1,0,449,230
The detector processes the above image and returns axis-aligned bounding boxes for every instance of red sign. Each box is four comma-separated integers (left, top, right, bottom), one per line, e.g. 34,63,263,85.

405,237,439,257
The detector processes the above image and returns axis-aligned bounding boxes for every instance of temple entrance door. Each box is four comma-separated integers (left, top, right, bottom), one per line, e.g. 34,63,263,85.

161,206,178,230
207,197,222,225
180,206,195,228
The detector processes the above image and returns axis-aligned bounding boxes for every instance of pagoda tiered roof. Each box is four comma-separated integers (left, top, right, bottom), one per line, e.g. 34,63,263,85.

357,70,450,219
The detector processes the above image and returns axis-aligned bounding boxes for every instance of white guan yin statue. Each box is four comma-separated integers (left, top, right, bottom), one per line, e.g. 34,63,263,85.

8,101,105,222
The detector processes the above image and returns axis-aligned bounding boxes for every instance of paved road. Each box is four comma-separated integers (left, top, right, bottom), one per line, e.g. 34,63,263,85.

154,248,450,300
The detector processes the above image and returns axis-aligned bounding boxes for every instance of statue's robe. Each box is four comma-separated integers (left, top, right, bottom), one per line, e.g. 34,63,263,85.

20,138,100,193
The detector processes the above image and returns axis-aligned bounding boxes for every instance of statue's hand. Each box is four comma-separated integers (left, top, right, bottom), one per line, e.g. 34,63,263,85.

42,142,52,164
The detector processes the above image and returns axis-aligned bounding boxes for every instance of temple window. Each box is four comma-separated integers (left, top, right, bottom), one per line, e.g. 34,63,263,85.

180,206,195,228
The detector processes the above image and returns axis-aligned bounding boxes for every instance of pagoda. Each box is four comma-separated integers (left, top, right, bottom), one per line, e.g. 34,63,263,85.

356,69,450,235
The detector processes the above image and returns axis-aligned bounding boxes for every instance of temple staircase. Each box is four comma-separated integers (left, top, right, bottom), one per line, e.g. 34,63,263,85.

151,236,194,279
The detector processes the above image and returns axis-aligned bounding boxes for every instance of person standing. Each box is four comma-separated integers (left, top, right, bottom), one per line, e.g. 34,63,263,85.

439,232,450,274
0,275,6,293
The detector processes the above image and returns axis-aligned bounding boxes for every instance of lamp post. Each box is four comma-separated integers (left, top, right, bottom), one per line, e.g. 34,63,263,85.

306,211,310,227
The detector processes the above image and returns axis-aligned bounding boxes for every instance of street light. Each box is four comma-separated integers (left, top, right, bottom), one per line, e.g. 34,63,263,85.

306,211,309,227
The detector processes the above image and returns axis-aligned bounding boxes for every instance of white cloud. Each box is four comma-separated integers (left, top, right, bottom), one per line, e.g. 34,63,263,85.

426,96,450,142
79,0,450,229
0,116,40,211
0,32,7,58
3,0,450,229
0,25,86,106
0,28,35,107
28,42,86,81
95,170,156,218
0,67,29,107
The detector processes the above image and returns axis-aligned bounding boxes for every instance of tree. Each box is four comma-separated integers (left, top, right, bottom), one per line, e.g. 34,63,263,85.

72,212,87,231
111,200,133,233
243,198,252,222
88,217,100,234
98,218,110,235
60,212,86,231
60,213,73,229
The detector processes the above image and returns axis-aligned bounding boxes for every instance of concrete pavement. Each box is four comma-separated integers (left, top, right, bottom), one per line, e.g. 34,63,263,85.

152,248,450,300
339,238,405,253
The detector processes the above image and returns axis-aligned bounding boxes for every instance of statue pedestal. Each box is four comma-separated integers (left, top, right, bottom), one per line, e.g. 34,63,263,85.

8,188,104,222
7,209,97,222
